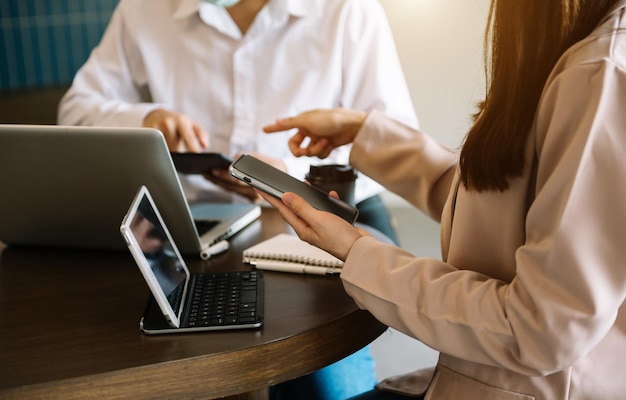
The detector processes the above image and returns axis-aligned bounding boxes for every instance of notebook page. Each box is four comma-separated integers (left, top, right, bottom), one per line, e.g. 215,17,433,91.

243,233,344,268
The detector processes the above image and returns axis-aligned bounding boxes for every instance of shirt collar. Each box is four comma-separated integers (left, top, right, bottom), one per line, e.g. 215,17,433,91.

172,0,200,20
280,0,323,18
171,0,323,22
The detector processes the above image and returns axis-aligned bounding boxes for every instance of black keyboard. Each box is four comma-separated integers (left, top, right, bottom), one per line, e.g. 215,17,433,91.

185,271,262,327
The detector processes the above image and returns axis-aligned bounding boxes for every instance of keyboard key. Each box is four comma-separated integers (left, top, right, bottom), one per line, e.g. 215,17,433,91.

184,271,261,327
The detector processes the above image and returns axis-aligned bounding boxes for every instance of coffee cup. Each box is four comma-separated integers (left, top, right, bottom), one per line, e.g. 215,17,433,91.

305,164,357,206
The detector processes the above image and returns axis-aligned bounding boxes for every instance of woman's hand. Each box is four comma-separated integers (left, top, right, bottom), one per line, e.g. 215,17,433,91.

143,109,209,152
263,108,367,159
257,189,367,261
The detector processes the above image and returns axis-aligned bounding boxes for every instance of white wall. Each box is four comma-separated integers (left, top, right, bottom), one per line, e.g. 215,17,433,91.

377,0,490,207
379,0,490,149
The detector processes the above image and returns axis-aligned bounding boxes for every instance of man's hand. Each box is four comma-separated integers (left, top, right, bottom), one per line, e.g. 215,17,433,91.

143,109,209,152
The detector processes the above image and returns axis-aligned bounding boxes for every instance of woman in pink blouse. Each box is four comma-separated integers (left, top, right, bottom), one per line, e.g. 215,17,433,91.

261,1,626,399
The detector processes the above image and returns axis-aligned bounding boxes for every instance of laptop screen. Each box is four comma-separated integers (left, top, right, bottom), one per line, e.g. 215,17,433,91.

125,188,189,320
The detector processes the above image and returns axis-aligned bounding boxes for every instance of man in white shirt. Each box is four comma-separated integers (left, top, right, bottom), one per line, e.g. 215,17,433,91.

58,0,418,398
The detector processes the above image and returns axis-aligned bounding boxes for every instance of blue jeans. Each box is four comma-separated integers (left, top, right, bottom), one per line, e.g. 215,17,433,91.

348,389,421,400
269,346,376,400
355,195,399,245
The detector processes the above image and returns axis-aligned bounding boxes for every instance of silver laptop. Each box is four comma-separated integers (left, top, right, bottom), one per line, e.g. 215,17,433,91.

121,185,263,334
0,124,260,258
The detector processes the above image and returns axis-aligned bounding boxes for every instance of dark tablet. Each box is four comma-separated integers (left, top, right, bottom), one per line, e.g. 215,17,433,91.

170,152,233,175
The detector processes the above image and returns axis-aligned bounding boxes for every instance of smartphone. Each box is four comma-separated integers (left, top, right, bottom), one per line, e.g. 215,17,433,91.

229,154,359,224
170,152,233,175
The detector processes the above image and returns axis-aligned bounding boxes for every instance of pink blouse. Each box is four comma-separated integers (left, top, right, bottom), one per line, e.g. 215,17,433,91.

340,3,626,399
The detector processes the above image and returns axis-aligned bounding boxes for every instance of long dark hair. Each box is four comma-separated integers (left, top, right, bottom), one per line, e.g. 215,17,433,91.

460,0,618,191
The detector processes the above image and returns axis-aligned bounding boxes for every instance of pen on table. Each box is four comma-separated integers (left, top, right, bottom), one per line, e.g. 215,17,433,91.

200,240,230,260
251,260,341,276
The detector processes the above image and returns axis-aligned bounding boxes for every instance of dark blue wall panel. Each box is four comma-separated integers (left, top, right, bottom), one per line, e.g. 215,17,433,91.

0,0,118,91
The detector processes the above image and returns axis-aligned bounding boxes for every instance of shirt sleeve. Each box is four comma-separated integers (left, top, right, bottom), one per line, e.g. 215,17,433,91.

341,59,626,375
339,0,418,129
284,0,420,199
350,110,457,219
57,1,164,127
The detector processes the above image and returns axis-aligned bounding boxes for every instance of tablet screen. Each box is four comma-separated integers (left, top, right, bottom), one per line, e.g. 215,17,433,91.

121,186,190,326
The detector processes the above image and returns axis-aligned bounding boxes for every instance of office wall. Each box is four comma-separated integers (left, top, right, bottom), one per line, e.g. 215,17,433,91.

379,0,489,149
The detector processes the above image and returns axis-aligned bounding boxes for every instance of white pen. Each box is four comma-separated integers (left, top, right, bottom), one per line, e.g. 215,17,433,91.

251,260,341,276
200,240,230,260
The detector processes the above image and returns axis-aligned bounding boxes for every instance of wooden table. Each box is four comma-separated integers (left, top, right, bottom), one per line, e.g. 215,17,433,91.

0,208,385,399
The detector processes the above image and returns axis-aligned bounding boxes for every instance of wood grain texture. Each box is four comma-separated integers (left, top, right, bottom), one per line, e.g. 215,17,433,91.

0,209,385,399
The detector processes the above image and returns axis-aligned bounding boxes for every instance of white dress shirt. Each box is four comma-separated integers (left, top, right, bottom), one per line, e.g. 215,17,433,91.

58,0,418,203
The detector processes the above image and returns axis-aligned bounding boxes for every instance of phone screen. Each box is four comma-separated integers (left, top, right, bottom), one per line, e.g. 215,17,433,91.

229,155,358,224
170,152,233,175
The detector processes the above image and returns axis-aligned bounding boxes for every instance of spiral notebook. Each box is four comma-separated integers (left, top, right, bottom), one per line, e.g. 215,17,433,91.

243,233,343,272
